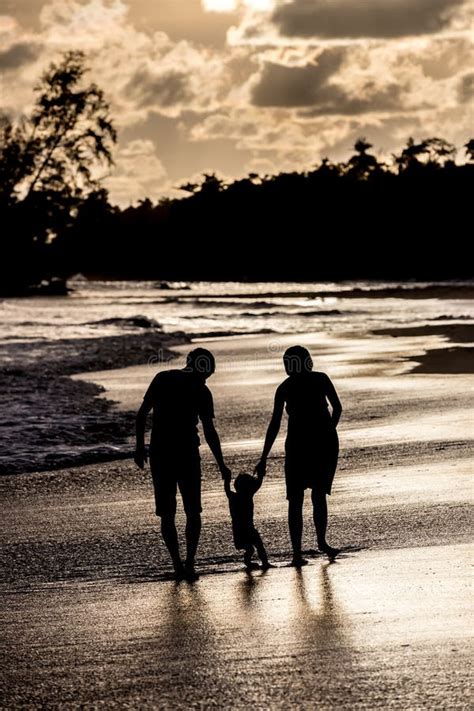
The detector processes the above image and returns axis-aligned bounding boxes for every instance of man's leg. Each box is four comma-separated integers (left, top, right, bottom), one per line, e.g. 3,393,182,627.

184,512,201,568
288,491,307,565
160,510,183,573
150,460,183,575
311,488,340,559
179,461,202,578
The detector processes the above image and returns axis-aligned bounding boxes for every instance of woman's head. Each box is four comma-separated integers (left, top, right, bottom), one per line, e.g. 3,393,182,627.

283,345,313,376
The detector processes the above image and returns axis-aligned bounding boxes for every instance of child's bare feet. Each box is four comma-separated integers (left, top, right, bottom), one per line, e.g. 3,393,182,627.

261,561,275,571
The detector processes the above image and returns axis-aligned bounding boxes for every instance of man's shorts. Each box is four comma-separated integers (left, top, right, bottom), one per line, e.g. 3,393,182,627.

149,450,202,517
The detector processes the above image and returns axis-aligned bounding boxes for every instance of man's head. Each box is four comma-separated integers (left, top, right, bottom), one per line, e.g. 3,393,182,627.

185,348,216,380
234,472,255,495
283,345,313,376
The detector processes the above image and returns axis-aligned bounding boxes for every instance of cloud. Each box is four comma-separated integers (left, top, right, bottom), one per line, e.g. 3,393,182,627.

272,0,467,39
104,138,167,206
457,73,474,103
0,41,40,69
126,69,194,109
251,48,406,115
252,48,344,106
0,0,471,203
0,0,237,123
298,83,405,117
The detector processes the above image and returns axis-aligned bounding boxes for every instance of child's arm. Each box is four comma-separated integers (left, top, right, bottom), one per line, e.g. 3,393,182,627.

253,469,265,493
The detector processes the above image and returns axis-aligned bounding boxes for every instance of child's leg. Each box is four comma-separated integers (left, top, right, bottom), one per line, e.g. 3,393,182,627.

252,529,270,568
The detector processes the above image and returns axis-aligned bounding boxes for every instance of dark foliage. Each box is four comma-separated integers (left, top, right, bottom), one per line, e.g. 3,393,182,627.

1,52,472,292
0,51,116,294
63,136,472,283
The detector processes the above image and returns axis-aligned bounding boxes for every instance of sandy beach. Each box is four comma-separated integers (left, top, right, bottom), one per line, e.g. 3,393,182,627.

2,323,473,708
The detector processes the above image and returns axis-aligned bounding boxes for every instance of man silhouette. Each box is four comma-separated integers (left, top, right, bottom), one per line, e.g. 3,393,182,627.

134,348,231,580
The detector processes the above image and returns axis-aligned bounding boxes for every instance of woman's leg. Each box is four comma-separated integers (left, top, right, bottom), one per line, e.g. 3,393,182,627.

288,491,306,564
311,488,328,549
311,488,340,559
244,545,255,569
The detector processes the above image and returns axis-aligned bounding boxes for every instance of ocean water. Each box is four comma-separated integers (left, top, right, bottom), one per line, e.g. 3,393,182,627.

1,279,472,474
1,279,472,346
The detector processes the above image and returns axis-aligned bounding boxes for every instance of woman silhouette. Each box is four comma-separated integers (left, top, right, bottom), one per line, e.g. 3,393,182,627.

255,346,342,564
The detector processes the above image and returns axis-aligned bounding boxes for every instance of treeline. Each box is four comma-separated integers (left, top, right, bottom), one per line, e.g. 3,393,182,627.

1,53,472,294
65,138,473,282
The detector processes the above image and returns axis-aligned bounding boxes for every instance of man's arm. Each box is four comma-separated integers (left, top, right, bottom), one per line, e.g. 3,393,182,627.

255,387,285,477
325,375,342,427
134,398,152,469
201,416,231,481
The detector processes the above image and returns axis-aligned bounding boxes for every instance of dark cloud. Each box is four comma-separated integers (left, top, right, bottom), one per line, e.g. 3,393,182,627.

272,0,465,39
298,83,405,117
252,50,404,115
252,49,345,107
0,42,40,70
457,73,474,103
125,69,193,108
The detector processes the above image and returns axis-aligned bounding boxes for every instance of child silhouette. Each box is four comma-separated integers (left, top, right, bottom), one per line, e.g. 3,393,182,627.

224,471,271,571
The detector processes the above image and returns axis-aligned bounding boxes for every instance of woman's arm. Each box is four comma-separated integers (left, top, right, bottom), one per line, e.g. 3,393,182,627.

255,386,285,476
324,375,342,427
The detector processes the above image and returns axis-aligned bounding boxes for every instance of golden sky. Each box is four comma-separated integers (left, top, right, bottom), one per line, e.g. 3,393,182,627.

1,0,472,205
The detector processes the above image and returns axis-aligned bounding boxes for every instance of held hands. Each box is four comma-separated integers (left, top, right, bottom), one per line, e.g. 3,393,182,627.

220,463,232,483
254,458,267,478
134,447,148,470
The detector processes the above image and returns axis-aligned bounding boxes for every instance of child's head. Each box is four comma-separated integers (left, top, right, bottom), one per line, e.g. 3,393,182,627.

234,472,255,494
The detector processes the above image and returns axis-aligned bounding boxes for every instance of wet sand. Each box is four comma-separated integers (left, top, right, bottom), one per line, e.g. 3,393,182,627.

2,329,473,707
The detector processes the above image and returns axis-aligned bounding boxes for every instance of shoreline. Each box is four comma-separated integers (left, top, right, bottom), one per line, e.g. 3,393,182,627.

2,314,473,706
2,320,473,476
0,330,188,475
371,323,474,374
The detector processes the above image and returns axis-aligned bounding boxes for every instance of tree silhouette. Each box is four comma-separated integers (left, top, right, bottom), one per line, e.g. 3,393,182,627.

1,65,472,295
345,138,385,179
394,136,456,172
1,51,116,294
464,139,474,162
